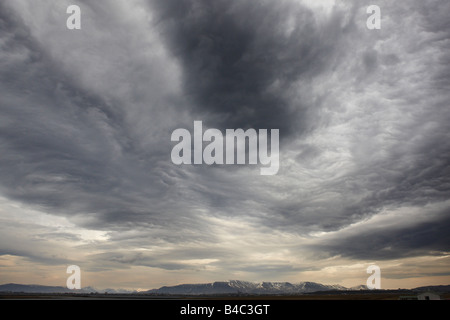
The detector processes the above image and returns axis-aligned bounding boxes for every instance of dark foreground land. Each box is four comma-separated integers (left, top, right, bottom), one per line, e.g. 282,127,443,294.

1,290,449,300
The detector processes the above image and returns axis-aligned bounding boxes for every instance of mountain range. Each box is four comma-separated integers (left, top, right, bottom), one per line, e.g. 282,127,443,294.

145,280,354,295
1,281,449,295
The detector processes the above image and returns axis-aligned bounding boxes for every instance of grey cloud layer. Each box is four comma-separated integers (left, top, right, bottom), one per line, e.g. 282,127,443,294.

149,0,350,136
0,0,449,281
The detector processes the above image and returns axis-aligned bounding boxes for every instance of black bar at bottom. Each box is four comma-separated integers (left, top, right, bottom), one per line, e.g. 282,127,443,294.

1,298,445,319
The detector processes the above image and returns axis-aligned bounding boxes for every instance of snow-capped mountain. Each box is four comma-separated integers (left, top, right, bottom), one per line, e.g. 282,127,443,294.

350,284,369,290
146,280,358,295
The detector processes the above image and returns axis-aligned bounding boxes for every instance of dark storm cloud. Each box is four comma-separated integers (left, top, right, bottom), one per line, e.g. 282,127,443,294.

0,250,74,266
311,212,450,260
0,1,173,229
241,0,450,261
149,0,349,136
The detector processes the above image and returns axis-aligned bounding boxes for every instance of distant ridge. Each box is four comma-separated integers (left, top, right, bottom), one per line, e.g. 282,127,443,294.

412,285,450,293
0,283,75,293
0,283,133,294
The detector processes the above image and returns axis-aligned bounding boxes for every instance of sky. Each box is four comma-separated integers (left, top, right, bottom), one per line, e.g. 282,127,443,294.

0,0,449,291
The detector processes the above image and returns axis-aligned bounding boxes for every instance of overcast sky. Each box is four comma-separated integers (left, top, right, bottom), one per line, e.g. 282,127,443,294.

0,0,449,290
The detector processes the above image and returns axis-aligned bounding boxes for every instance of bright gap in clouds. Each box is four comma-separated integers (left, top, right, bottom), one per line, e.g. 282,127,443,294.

0,196,109,244
297,0,336,13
